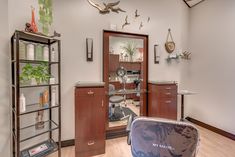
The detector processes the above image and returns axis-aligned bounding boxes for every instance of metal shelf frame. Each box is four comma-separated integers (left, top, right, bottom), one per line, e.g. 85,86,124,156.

11,30,62,157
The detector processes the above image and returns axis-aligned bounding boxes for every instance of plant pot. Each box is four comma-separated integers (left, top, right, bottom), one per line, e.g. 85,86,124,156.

31,78,37,85
129,55,134,62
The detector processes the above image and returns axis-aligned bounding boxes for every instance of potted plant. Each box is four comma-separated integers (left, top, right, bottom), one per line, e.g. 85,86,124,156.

121,42,137,62
20,63,50,85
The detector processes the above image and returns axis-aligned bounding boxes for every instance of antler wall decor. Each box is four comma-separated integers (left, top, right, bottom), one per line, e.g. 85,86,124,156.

87,0,125,14
122,16,130,29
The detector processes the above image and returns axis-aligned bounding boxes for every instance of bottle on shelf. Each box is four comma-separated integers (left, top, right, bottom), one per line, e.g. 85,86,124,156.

51,47,56,62
27,43,35,60
51,87,56,107
20,93,26,113
19,41,26,60
43,46,49,61
35,44,43,61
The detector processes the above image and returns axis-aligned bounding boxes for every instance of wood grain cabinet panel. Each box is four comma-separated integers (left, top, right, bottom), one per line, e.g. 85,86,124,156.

75,87,105,157
148,83,177,120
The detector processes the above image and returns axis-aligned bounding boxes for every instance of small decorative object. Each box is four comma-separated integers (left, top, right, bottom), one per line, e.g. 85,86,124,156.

51,47,56,62
51,87,56,107
120,52,124,61
38,0,53,35
30,6,38,33
122,42,136,62
49,77,55,84
35,44,43,61
147,17,150,23
26,43,35,60
139,22,143,30
166,53,181,63
35,111,44,130
181,51,191,60
36,93,44,129
43,89,49,107
86,38,93,61
154,44,160,64
20,63,50,85
165,29,175,53
135,10,140,18
184,0,205,8
122,16,130,29
43,46,49,61
137,48,143,61
20,93,26,113
87,0,126,14
25,23,34,33
19,41,26,59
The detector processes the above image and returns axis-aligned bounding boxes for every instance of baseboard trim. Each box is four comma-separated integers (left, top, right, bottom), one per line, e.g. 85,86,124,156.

186,117,235,141
60,139,75,147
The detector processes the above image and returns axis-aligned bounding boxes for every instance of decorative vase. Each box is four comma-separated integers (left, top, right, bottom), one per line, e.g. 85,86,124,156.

31,7,38,33
129,55,134,62
31,78,37,85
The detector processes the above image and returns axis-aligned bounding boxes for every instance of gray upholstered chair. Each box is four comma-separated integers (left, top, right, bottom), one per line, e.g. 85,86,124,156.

127,117,200,157
109,84,125,119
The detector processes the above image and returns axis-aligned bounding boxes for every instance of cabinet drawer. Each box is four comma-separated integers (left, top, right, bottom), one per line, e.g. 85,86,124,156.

76,135,105,153
76,88,104,97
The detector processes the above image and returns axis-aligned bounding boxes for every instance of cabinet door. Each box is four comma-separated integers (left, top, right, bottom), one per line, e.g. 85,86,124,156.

75,88,105,156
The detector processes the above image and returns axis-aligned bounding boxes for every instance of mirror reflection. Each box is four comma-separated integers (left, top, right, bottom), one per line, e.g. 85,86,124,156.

108,36,144,128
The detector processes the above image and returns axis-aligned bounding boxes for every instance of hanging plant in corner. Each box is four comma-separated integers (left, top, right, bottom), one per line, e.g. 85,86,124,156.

38,0,53,35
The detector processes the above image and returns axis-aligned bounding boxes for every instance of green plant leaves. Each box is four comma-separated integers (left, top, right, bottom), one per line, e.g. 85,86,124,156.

20,63,50,84
38,0,53,35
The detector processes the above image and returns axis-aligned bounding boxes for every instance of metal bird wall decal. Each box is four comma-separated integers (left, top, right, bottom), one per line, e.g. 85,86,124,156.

139,22,143,30
135,9,140,18
122,16,130,29
87,0,126,14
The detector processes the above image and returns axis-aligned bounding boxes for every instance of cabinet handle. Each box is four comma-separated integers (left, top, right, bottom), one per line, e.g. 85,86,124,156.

165,87,171,90
165,92,171,95
87,91,94,95
165,100,172,104
102,100,104,107
88,141,95,146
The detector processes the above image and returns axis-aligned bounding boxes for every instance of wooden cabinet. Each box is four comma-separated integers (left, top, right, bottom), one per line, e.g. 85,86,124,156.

109,54,120,73
75,85,105,157
148,83,177,120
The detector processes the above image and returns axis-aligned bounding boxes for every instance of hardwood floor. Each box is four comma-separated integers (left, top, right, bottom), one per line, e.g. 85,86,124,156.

49,125,235,157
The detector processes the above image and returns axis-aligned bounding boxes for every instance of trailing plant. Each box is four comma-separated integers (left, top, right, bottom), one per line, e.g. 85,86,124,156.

20,63,50,84
38,0,53,35
121,42,137,62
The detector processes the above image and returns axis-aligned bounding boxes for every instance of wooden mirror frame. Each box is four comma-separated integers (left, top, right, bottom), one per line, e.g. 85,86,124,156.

103,30,149,138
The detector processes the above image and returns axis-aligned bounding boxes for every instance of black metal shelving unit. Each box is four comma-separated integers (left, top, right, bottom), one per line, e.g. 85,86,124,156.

11,30,61,157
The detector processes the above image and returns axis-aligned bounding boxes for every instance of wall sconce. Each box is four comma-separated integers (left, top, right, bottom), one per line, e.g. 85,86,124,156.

86,38,93,61
154,44,160,64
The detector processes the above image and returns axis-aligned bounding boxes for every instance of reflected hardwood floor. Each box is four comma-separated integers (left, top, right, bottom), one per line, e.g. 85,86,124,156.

49,125,235,157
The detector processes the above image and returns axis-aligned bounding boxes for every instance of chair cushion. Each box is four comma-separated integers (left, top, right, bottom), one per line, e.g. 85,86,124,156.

109,95,124,103
130,118,199,157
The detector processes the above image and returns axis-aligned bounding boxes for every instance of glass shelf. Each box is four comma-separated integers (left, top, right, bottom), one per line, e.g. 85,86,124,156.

20,83,59,88
18,59,59,65
20,120,59,143
20,139,58,157
19,103,59,115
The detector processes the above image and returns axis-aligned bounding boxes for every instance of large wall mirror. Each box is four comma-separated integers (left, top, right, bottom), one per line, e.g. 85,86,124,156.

103,30,148,136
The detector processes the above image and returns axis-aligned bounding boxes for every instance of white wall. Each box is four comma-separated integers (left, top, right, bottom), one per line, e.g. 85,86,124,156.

5,0,189,149
53,0,189,141
0,0,10,156
183,0,235,134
